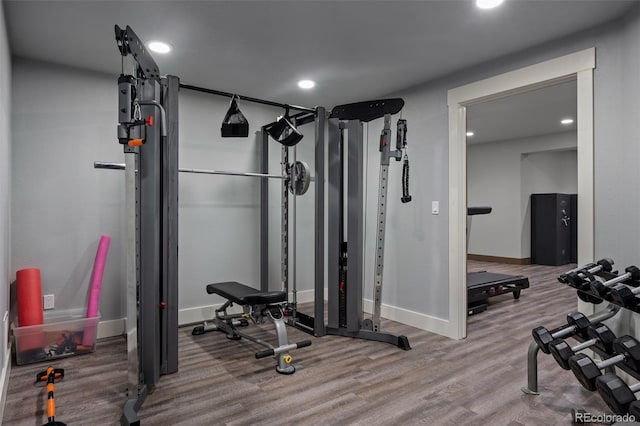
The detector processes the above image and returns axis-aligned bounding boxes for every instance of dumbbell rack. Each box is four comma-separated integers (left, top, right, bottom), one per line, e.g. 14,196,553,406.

524,265,640,396
522,304,620,395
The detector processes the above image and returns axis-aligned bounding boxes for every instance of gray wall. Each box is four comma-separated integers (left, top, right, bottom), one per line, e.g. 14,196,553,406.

9,4,640,330
176,90,316,312
11,60,123,321
10,59,317,324
0,1,11,368
467,132,577,259
361,110,449,317
367,6,640,321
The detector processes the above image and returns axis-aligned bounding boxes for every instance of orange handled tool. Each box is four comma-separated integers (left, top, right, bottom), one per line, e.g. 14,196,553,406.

35,367,66,426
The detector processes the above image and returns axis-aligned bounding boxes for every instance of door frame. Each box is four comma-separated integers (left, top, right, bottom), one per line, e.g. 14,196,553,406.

446,48,595,339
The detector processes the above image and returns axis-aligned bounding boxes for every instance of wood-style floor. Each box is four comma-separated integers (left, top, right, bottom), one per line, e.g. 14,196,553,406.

3,261,614,425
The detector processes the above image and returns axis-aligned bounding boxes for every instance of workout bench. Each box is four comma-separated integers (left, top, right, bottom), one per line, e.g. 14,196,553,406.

192,281,311,374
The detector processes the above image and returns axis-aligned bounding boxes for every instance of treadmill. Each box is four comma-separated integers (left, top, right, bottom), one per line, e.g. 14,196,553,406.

467,207,530,315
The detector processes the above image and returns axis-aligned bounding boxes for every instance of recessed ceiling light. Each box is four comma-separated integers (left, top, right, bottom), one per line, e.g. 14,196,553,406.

148,41,172,54
466,131,475,137
476,0,505,9
561,118,574,125
297,79,315,89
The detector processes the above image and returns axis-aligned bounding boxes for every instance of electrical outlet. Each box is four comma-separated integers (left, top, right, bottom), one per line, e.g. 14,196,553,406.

43,294,55,310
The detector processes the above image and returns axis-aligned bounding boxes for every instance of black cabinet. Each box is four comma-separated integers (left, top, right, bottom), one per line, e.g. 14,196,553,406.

531,193,577,266
569,194,577,263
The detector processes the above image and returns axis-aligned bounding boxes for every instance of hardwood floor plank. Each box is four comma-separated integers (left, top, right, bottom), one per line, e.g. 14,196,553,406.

4,261,618,425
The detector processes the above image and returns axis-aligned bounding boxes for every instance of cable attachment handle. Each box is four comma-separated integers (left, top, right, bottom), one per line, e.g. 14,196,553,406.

396,119,412,203
396,118,407,152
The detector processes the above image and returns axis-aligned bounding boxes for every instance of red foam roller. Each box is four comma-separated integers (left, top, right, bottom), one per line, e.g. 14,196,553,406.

16,268,45,354
17,268,44,327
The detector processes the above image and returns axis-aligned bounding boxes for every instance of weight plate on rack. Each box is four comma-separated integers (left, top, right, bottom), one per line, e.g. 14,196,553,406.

288,160,311,195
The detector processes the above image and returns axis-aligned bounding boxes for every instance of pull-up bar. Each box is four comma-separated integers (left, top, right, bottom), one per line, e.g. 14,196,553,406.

179,83,316,114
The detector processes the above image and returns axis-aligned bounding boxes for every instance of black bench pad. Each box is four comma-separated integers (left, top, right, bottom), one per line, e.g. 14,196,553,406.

206,281,287,305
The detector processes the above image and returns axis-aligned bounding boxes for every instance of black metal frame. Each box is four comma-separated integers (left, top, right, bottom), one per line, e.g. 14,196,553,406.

115,24,324,424
179,83,315,113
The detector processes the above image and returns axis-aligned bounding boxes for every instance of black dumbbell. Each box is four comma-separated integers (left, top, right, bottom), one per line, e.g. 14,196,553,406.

608,267,640,307
559,263,596,284
568,335,640,391
567,260,616,304
596,372,640,415
629,400,640,418
549,323,616,370
559,258,615,285
532,312,592,354
589,266,640,302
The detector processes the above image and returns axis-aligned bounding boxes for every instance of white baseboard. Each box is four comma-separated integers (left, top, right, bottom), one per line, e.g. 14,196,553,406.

97,318,125,339
287,288,317,305
179,305,219,326
362,298,453,338
178,289,318,326
96,289,454,339
0,347,11,422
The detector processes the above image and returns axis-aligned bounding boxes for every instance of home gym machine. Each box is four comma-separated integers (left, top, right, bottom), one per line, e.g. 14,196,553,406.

289,99,412,350
110,25,326,420
467,206,529,315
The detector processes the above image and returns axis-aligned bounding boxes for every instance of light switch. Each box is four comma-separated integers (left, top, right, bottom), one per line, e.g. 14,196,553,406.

432,201,439,215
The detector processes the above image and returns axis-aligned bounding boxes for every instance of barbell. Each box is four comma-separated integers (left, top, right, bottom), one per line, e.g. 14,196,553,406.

93,160,313,195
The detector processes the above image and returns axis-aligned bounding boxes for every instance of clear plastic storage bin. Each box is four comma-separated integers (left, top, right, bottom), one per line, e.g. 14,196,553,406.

13,309,100,365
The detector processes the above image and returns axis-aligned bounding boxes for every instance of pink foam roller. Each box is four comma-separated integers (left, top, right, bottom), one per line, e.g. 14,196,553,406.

83,234,110,346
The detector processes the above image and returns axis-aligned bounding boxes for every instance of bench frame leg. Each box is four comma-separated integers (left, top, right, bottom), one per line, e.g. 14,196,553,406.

269,307,296,374
192,303,298,374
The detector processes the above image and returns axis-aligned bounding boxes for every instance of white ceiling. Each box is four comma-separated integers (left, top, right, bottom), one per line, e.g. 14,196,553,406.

4,0,638,112
466,79,577,144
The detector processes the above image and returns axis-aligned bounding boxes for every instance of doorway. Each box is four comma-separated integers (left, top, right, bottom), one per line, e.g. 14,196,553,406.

465,80,578,320
447,48,595,339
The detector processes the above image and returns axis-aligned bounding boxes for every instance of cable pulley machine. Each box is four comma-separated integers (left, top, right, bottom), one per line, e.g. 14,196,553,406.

114,24,180,426
322,99,412,350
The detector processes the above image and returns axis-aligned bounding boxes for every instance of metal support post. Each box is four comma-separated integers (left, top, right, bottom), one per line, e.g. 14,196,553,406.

313,107,326,336
327,119,341,330
122,149,144,425
260,129,269,292
521,342,541,395
161,75,179,375
346,120,364,332
372,114,402,332
138,77,162,391
291,144,297,309
281,145,289,294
